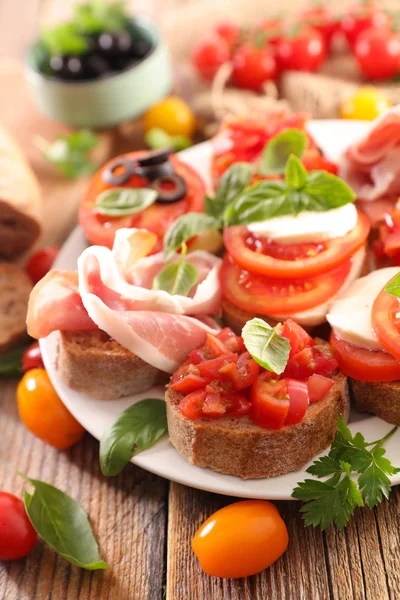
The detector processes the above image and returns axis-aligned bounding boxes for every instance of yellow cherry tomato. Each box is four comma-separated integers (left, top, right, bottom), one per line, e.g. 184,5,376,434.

341,86,391,120
143,96,196,138
192,500,289,578
17,369,85,449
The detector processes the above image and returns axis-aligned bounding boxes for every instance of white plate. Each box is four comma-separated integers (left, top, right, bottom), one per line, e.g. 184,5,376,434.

40,120,400,499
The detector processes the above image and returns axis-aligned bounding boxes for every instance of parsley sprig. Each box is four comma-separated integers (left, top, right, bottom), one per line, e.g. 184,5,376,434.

292,416,400,529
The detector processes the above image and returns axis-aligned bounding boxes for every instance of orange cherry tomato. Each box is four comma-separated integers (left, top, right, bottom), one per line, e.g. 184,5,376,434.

17,369,85,449
192,500,288,578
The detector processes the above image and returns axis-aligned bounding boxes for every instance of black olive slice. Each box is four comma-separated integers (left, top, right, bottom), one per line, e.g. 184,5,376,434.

102,157,136,185
150,174,187,204
135,161,174,181
138,148,173,167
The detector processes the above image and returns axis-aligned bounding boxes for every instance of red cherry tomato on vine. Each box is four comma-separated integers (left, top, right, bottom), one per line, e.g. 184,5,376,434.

26,247,59,284
340,1,390,47
214,21,240,48
0,492,37,560
232,44,278,90
21,341,44,373
277,27,326,72
192,36,230,81
192,500,289,578
301,5,340,50
354,27,400,80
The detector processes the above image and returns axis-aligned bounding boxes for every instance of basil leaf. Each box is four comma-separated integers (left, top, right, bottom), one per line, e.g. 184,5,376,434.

224,180,290,225
163,213,219,260
74,1,129,34
242,318,290,375
259,129,307,176
207,163,254,219
0,345,25,377
306,171,356,208
385,274,400,297
285,154,308,189
41,23,88,57
100,399,167,476
95,188,157,217
20,474,108,570
37,129,99,179
153,261,198,296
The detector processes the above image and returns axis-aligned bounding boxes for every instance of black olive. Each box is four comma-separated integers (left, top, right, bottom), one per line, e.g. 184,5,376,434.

109,56,135,72
130,38,151,59
137,148,173,167
97,33,116,55
135,161,174,181
49,55,86,80
84,53,111,78
150,174,187,204
102,157,136,185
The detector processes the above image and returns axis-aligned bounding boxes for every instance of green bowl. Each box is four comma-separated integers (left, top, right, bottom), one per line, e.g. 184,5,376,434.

25,17,172,129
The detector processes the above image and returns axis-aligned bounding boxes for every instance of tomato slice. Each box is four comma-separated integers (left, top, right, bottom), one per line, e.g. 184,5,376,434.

284,379,309,425
372,281,400,361
220,253,353,315
223,211,370,278
250,374,290,430
330,332,400,382
280,319,315,357
307,374,334,403
169,373,210,394
79,152,205,248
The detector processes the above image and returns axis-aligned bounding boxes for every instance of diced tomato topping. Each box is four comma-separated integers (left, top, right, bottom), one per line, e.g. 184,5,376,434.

228,351,260,391
285,379,309,426
217,328,246,353
179,390,206,420
280,319,315,358
197,354,238,381
284,346,338,380
170,362,201,384
307,374,334,404
169,373,211,394
250,374,290,430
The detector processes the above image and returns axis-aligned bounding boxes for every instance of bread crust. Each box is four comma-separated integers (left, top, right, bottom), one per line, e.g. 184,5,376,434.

351,378,400,427
0,262,32,354
166,371,350,480
222,299,279,335
58,330,165,400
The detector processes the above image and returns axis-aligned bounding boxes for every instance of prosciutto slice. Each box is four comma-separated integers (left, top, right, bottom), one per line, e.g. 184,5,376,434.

340,106,400,210
27,228,222,372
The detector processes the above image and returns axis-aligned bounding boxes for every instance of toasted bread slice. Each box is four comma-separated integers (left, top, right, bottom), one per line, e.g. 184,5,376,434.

222,299,279,336
166,371,350,480
350,379,400,427
58,330,165,400
0,262,32,354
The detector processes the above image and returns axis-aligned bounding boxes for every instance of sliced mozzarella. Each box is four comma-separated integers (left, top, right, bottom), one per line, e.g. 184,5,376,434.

327,266,400,350
274,247,366,327
247,203,358,243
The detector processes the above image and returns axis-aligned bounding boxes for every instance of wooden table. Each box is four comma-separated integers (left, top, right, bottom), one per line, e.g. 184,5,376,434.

1,2,400,599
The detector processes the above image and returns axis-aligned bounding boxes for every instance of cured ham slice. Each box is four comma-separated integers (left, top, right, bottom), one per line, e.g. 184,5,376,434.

27,270,96,339
340,106,400,211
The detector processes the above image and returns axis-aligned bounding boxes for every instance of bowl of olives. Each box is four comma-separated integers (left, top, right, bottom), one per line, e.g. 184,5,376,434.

25,3,172,128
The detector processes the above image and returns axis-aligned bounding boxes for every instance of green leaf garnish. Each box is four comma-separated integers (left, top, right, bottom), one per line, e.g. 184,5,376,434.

99,399,167,476
153,243,198,296
41,23,88,57
74,0,129,34
163,213,219,260
292,416,400,529
385,274,400,297
0,345,26,377
258,129,307,176
285,154,308,189
206,162,254,220
35,129,99,179
19,473,108,569
145,127,192,152
241,317,290,375
95,187,157,216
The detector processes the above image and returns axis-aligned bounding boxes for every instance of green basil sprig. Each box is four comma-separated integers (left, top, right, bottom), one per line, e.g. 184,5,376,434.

242,318,290,375
258,129,307,176
100,399,167,476
164,213,219,260
205,162,254,219
19,473,108,570
35,129,99,179
385,274,400,297
95,188,157,217
0,345,26,377
153,243,198,296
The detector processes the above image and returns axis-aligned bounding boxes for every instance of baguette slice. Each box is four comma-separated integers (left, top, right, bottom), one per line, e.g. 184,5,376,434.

351,379,400,427
166,369,350,480
58,330,165,400
0,262,32,354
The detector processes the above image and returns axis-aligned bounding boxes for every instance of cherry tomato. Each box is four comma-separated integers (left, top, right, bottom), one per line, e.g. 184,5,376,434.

250,374,289,429
276,26,326,72
330,332,400,381
231,44,278,91
284,345,338,380
169,372,211,394
354,28,400,80
0,492,37,560
223,212,370,278
228,351,260,391
25,247,59,284
220,252,353,315
341,86,391,120
307,374,334,403
143,96,196,138
372,278,400,361
214,21,240,48
17,369,85,449
21,341,44,373
280,319,315,357
179,386,250,420
258,18,284,46
192,500,288,578
192,35,230,81
301,5,339,50
340,1,390,47
197,354,238,381
217,327,246,353
284,379,309,425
